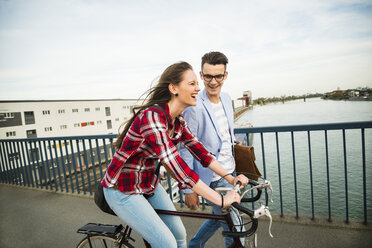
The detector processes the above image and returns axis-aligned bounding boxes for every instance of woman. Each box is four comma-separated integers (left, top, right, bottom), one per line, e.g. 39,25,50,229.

102,61,248,248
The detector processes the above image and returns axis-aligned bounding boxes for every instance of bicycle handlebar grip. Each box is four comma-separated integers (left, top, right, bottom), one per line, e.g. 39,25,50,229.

240,180,263,203
222,203,258,238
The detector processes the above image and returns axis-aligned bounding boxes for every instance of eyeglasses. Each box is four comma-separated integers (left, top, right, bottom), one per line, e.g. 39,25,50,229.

202,72,226,83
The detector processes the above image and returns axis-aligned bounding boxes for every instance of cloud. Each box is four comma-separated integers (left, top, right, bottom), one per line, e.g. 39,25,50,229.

0,0,371,100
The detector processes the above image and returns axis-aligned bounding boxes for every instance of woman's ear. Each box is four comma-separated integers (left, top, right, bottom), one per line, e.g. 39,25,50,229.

168,83,177,95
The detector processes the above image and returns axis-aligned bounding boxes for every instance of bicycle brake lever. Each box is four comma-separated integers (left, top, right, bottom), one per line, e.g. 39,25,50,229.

254,205,274,238
265,207,274,238
263,180,274,203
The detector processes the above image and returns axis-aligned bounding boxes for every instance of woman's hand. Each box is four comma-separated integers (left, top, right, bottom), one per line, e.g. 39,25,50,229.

233,174,249,187
222,190,241,208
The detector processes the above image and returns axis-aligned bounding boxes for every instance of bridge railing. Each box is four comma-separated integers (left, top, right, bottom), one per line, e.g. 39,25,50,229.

235,121,372,225
0,135,116,195
0,121,371,225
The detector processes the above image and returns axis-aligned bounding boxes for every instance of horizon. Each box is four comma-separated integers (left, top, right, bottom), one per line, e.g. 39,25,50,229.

0,85,370,102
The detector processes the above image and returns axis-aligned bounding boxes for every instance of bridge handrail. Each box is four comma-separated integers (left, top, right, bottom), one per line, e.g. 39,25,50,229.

235,120,372,133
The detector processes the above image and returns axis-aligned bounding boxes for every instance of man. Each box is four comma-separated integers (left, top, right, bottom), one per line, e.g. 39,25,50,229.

179,51,245,247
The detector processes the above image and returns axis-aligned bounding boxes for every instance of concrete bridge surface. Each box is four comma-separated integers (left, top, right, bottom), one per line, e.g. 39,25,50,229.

1,184,371,248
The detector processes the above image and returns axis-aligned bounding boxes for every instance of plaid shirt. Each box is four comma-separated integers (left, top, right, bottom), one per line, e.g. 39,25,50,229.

102,103,215,194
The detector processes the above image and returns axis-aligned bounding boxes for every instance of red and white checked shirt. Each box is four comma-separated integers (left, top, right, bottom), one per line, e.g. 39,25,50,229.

102,103,215,194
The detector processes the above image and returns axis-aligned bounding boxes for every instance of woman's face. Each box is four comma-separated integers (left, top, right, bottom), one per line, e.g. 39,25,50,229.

175,69,200,107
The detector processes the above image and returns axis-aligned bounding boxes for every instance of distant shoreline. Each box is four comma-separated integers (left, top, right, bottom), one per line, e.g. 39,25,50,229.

322,96,372,101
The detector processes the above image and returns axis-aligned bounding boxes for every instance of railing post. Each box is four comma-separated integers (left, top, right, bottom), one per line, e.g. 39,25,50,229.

82,140,92,195
307,131,315,220
24,141,35,187
95,138,104,179
70,139,80,194
64,139,75,193
75,139,86,194
88,139,98,190
47,140,58,190
342,129,349,223
58,140,68,192
361,128,367,225
324,130,332,222
41,140,52,190
19,141,31,187
291,131,299,219
275,132,283,217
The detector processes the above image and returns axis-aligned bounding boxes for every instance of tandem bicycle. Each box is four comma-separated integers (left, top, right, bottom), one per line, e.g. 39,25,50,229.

76,175,274,248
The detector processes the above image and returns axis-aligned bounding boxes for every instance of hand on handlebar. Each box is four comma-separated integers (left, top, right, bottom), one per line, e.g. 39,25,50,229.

222,190,241,208
233,174,249,189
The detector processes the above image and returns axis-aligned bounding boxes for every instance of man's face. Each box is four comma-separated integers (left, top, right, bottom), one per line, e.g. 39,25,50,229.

200,63,228,100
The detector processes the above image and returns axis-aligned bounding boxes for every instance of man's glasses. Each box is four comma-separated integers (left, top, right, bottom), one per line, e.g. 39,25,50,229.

202,73,226,83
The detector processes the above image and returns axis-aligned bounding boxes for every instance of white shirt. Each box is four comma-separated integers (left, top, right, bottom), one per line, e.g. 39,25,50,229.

211,101,235,181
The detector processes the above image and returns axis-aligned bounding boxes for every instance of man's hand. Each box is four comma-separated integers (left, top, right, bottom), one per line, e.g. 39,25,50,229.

185,192,200,210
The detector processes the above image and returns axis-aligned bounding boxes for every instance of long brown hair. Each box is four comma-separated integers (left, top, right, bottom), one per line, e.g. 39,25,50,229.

113,61,193,149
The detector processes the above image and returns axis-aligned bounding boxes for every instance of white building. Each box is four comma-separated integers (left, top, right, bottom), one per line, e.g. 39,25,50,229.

0,99,140,139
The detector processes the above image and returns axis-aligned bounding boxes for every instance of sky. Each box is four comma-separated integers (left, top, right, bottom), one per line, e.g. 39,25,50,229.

0,0,371,101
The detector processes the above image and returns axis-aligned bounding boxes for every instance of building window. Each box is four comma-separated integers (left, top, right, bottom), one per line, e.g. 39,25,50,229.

60,125,67,129
58,109,65,114
6,131,16,137
84,108,90,112
97,120,102,124
95,107,100,111
106,120,112,129
115,118,120,121
74,123,81,127
26,129,37,138
5,113,15,118
81,121,95,127
105,107,111,116
42,110,51,115
72,109,79,113
24,111,35,125
45,127,53,132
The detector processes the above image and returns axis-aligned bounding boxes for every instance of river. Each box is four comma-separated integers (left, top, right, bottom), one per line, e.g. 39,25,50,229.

235,97,372,220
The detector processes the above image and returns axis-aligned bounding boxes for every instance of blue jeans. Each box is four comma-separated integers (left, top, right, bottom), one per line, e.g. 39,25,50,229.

188,176,245,248
103,184,187,248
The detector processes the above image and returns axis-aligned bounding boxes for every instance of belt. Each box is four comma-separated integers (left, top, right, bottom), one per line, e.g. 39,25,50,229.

112,185,119,190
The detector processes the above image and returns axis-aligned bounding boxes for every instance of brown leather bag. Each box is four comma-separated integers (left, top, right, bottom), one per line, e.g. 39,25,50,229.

234,144,262,181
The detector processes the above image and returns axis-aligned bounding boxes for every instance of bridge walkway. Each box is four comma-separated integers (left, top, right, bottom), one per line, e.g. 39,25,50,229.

0,184,371,248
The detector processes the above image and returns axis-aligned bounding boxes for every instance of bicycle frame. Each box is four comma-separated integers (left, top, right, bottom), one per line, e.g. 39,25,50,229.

147,208,244,248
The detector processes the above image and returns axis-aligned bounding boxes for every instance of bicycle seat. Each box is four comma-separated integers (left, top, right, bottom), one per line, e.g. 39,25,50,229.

77,223,123,237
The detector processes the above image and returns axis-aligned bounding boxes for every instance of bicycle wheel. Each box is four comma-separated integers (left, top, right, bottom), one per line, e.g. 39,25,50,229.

76,235,130,248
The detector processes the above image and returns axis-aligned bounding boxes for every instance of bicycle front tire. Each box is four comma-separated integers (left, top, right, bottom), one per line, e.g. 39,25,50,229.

76,235,130,248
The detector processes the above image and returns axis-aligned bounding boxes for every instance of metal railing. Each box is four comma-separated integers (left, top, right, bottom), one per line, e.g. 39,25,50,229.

0,135,115,195
0,121,371,225
235,121,372,225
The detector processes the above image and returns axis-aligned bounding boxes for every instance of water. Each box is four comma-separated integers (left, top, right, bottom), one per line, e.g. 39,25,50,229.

235,98,372,220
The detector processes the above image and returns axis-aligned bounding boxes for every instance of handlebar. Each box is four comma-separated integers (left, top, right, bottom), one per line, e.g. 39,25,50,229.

222,202,259,238
221,179,274,238
240,180,263,203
